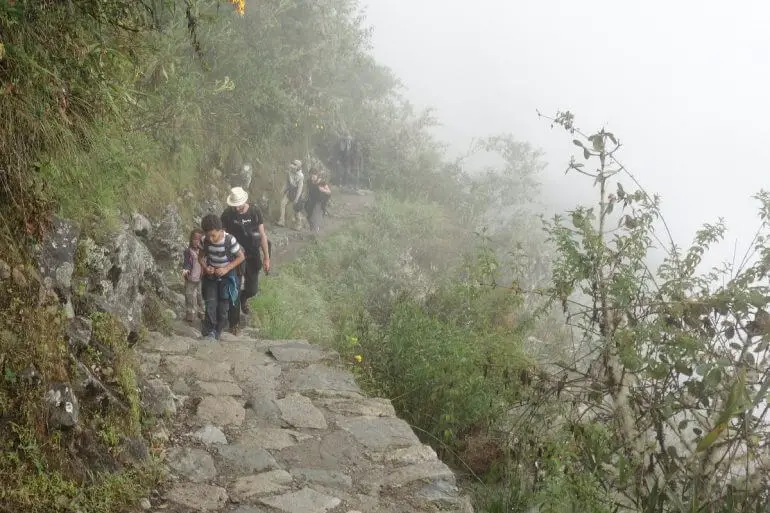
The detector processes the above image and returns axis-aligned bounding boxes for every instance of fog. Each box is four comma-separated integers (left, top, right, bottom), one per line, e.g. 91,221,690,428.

362,0,770,272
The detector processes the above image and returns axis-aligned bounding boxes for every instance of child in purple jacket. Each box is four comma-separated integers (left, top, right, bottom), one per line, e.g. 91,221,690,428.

181,229,204,322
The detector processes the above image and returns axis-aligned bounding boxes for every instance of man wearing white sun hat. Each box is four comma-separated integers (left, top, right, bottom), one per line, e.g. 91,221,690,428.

221,186,270,334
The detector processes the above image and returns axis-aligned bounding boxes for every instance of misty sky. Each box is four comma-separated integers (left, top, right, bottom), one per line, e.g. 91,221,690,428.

361,0,769,272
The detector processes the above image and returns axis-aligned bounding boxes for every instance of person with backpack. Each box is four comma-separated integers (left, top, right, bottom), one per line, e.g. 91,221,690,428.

304,169,332,232
221,186,271,334
198,214,245,340
277,159,304,229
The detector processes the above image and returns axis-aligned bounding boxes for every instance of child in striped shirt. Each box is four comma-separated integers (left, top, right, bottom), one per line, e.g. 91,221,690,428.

198,214,245,340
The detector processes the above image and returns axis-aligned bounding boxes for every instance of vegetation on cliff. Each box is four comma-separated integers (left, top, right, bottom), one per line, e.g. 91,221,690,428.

3,1,770,512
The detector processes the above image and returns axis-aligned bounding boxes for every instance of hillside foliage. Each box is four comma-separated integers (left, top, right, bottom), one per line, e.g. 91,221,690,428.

2,1,770,513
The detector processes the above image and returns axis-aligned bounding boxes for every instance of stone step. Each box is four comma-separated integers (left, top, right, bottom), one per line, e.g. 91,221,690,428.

137,331,474,513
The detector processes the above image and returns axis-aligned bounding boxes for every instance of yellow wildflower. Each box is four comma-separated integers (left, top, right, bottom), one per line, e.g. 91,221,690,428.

228,0,245,16
354,355,363,363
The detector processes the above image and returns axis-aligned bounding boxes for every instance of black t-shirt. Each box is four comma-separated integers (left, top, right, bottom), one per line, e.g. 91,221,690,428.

221,204,264,259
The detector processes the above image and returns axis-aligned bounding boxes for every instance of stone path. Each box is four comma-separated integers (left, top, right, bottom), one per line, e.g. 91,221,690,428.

138,323,474,513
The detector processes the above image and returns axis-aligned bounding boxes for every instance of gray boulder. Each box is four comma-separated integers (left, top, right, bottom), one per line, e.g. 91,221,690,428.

230,163,254,189
151,204,185,263
0,259,10,281
196,185,226,223
45,382,79,430
131,212,153,238
37,216,79,300
66,316,93,351
83,228,166,331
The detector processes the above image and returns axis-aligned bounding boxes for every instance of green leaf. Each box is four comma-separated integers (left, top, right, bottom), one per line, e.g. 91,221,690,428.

573,139,585,148
703,368,722,388
648,364,670,380
714,369,748,427
695,423,726,452
583,148,590,160
716,357,732,367
674,362,692,376
4,368,16,384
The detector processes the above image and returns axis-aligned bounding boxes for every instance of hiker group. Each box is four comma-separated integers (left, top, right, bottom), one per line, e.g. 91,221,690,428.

181,159,333,340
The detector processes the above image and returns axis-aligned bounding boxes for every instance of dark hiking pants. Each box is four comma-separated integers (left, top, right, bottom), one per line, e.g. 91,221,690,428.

229,256,260,329
202,275,238,338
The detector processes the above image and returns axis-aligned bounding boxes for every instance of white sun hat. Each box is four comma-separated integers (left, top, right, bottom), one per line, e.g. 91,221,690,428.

226,186,249,207
290,159,302,170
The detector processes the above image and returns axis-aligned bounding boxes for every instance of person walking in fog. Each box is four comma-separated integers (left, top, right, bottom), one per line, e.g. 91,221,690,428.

304,169,332,232
199,214,245,340
181,229,204,323
221,186,271,334
277,159,304,228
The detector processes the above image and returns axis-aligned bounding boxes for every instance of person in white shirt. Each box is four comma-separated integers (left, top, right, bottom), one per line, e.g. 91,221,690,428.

277,159,304,228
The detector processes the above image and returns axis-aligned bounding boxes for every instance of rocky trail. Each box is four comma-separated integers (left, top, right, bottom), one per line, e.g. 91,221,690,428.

138,191,474,513
264,189,376,268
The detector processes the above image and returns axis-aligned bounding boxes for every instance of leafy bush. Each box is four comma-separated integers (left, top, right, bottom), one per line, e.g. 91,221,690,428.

526,111,770,512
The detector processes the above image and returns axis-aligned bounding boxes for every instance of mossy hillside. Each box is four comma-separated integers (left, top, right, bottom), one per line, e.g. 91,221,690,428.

0,268,160,513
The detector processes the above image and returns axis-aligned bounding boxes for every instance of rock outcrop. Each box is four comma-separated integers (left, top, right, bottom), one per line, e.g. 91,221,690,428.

37,216,80,316
152,204,185,263
74,227,168,332
138,325,473,513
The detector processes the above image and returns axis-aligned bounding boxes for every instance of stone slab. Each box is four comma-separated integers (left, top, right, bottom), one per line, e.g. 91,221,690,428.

166,483,228,512
167,447,217,483
165,356,234,382
216,443,278,474
198,381,244,396
336,416,420,452
197,396,245,427
290,468,352,489
237,427,313,450
229,470,293,502
191,424,228,445
268,342,331,363
317,397,395,418
233,361,281,390
285,364,360,395
259,487,341,513
275,393,328,429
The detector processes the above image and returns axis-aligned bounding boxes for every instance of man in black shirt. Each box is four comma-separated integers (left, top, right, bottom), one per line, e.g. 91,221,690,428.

221,186,271,333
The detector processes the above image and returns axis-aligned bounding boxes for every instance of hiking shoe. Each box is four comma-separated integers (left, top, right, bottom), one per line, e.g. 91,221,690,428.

231,326,240,336
202,333,217,341
241,302,251,315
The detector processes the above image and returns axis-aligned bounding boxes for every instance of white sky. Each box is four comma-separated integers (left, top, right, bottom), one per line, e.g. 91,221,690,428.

361,0,770,271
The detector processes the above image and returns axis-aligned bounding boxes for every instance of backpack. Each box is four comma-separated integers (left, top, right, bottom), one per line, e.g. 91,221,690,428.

203,233,238,263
